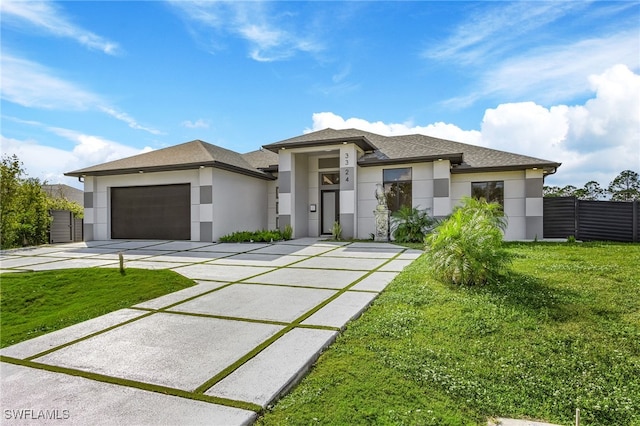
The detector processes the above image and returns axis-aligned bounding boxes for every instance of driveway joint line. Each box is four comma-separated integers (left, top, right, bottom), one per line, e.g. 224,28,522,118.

0,356,262,412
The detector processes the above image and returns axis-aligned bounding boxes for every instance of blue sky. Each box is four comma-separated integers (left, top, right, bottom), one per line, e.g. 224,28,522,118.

1,1,639,190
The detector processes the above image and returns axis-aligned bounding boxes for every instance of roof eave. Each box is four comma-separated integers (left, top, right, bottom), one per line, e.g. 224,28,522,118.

65,161,276,181
358,153,464,167
450,162,562,174
263,136,377,153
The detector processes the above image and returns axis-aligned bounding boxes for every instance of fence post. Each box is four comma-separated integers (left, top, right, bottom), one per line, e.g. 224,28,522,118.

574,197,580,240
633,200,638,243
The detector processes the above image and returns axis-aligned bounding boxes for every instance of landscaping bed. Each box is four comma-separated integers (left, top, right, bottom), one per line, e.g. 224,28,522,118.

257,242,640,426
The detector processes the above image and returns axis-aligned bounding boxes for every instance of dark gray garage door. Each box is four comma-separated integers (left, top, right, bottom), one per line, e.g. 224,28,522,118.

111,184,190,240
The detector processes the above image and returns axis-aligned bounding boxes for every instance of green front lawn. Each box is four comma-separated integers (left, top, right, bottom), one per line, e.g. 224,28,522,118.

257,242,640,426
0,268,195,348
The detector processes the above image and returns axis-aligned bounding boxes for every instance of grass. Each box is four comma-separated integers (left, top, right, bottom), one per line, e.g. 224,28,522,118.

0,268,195,348
257,242,640,426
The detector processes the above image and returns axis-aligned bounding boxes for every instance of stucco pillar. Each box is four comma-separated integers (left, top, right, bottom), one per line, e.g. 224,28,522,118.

339,144,358,238
277,150,293,232
82,176,97,241
525,168,544,239
432,160,452,217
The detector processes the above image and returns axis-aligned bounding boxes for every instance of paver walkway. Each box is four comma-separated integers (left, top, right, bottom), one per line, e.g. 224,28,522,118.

0,238,421,425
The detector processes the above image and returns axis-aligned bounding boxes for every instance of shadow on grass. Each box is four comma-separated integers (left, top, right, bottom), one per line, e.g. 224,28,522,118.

473,271,586,322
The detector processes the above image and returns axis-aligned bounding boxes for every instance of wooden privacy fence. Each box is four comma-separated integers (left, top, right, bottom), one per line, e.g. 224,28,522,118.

50,210,83,243
543,197,639,242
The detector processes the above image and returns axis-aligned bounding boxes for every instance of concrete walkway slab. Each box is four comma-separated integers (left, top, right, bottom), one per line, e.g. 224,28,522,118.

350,271,399,292
26,258,117,271
214,253,303,267
118,260,190,270
145,241,217,251
170,284,336,323
35,313,284,391
294,256,388,271
378,258,414,272
173,263,274,281
249,244,336,256
206,328,337,407
301,291,378,328
96,241,169,250
321,246,401,258
1,363,256,426
133,281,228,310
191,243,269,253
244,267,367,289
142,251,231,263
0,256,61,269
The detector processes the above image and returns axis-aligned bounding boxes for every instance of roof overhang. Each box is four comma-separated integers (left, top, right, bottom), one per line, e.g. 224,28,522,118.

65,161,276,181
263,136,377,153
450,162,562,175
358,153,464,167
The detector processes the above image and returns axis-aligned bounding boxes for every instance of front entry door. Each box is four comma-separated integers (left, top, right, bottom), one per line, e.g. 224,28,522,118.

321,190,339,234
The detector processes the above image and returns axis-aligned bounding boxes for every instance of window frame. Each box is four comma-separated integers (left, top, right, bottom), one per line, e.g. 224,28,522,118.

471,180,505,206
383,167,412,213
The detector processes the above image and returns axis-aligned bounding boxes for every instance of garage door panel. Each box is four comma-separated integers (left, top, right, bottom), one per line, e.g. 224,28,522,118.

111,184,190,240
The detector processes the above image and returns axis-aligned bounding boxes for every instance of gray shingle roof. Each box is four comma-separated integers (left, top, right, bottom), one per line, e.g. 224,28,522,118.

264,128,561,173
241,148,279,171
65,140,275,180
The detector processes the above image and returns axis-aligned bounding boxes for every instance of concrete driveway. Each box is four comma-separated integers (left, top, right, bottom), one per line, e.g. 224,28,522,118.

0,238,421,425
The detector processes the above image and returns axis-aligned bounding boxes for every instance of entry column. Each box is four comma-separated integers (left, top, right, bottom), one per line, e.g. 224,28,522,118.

339,144,358,238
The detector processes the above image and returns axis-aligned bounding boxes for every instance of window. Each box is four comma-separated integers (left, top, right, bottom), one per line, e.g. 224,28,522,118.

471,181,504,205
383,168,412,213
321,172,340,186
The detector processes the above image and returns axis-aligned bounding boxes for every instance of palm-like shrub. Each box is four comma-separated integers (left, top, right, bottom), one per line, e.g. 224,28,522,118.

424,197,511,285
391,206,436,243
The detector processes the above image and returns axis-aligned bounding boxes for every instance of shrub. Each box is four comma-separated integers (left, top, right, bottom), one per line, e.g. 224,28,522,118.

424,197,511,285
391,206,436,243
282,224,293,240
331,221,342,241
219,227,294,243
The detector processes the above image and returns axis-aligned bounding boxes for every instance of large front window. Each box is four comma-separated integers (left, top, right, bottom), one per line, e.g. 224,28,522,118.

384,168,412,213
471,181,504,206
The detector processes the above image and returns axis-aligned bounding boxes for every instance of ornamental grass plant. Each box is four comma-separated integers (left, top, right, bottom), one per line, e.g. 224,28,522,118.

424,197,511,285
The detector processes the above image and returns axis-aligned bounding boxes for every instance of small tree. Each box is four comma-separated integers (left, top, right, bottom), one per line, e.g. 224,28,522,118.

608,170,640,201
0,155,23,248
0,155,52,248
424,197,511,286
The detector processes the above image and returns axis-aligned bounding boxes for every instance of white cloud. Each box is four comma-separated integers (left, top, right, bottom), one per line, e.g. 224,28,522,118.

1,54,162,135
307,65,640,188
168,1,322,61
181,118,211,129
1,125,153,188
306,112,482,146
1,55,99,110
0,0,120,55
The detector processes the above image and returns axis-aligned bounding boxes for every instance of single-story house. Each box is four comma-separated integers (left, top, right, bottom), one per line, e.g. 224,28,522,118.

65,128,561,241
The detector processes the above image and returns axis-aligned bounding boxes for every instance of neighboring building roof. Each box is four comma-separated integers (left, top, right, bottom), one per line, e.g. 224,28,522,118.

65,140,276,180
42,184,84,205
264,128,561,174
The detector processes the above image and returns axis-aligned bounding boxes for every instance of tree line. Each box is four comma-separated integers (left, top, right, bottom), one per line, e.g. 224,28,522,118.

1,155,83,249
544,170,640,201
